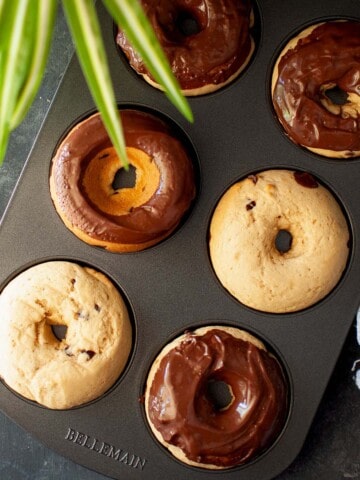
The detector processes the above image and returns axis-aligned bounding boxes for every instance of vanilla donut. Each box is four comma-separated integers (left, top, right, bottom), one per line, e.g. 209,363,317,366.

145,326,289,469
209,170,350,313
271,20,360,158
0,261,132,409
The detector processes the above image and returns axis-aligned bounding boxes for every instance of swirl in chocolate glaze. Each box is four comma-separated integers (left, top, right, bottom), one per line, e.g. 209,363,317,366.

146,327,289,468
272,21,360,158
50,109,196,252
116,0,255,95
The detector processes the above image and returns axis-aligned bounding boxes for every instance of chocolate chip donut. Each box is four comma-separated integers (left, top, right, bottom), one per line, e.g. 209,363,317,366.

145,326,289,469
50,109,196,252
271,20,360,158
209,170,350,313
0,261,132,409
116,0,255,96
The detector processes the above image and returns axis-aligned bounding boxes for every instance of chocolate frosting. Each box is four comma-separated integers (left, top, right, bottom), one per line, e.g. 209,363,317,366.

272,21,360,154
147,329,289,467
116,0,254,90
51,109,196,247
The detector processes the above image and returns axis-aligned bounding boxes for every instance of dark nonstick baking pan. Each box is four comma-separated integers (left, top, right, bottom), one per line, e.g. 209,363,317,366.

0,1,359,479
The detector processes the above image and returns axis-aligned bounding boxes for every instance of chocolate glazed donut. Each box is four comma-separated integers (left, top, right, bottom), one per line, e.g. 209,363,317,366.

272,20,360,158
50,109,196,252
145,326,289,469
116,0,255,96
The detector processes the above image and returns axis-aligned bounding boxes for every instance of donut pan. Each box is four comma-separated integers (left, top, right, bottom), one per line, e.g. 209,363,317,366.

0,1,359,479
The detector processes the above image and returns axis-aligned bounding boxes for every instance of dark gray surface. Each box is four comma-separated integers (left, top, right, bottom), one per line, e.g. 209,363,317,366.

0,4,360,480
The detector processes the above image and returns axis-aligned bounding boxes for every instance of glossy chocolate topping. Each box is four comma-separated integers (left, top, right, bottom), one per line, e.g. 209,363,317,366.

116,0,254,91
147,329,289,468
272,21,360,154
51,109,196,247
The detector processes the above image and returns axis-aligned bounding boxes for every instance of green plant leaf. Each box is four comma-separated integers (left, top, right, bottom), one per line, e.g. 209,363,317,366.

11,0,57,129
0,0,194,168
0,0,31,164
0,0,5,23
62,0,128,168
103,0,194,123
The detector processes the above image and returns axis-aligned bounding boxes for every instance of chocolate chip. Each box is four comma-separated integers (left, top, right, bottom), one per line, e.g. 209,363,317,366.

248,174,258,184
246,200,256,210
294,171,319,188
80,349,96,360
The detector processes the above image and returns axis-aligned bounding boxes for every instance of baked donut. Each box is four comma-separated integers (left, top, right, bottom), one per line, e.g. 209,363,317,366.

209,170,350,313
50,109,196,252
0,261,132,409
145,326,288,469
116,0,255,96
271,20,360,158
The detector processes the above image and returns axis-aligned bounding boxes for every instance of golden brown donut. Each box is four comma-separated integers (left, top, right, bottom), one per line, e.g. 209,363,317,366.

145,326,289,469
0,261,132,409
116,0,255,96
209,170,350,313
272,20,360,158
50,109,196,252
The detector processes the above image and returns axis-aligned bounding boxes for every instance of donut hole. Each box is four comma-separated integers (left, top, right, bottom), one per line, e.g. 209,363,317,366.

176,10,201,37
323,85,349,106
206,379,234,411
50,324,68,342
112,164,137,190
159,9,202,41
320,83,352,116
83,146,160,215
275,229,293,254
